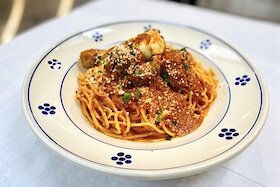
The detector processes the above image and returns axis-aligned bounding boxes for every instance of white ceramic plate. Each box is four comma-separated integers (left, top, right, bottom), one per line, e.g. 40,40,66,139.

22,21,269,179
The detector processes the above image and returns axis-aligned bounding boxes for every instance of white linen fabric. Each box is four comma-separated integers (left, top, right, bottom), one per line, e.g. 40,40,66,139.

0,0,279,186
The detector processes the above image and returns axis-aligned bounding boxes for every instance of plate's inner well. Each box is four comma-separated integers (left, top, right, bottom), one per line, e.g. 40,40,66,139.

24,22,264,171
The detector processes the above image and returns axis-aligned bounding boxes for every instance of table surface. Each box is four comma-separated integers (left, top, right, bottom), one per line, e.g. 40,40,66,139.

1,0,280,186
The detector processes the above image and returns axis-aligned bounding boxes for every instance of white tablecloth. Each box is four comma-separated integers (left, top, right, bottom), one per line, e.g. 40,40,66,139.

1,0,280,186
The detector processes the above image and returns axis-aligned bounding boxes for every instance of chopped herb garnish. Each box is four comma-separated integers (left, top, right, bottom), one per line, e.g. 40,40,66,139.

108,52,113,58
172,121,177,126
183,63,189,70
116,84,122,89
135,89,141,99
161,70,170,83
129,44,136,55
128,43,134,50
135,69,141,75
122,92,132,103
157,109,163,114
156,109,163,123
165,135,173,140
180,47,187,51
96,55,102,60
150,62,160,73
156,114,162,123
151,68,157,74
96,55,104,65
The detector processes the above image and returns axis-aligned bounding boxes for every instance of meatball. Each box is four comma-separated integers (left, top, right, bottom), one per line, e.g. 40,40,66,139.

79,49,106,68
125,55,162,87
160,50,204,102
161,50,190,88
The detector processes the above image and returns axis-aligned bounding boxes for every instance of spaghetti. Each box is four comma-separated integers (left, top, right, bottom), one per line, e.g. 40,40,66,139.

76,29,217,141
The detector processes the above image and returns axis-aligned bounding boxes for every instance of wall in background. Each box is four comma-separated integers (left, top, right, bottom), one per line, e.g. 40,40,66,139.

198,0,280,23
0,0,279,43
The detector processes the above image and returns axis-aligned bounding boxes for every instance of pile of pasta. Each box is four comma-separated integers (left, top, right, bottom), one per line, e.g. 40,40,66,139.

76,29,217,141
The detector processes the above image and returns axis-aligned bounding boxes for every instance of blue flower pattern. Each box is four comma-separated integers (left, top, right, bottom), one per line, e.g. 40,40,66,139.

48,59,61,70
92,32,103,42
144,24,152,31
200,39,212,50
111,152,132,165
235,75,251,86
38,103,56,115
219,128,239,140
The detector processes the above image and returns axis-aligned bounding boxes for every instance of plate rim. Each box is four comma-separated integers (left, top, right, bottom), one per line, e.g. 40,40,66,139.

21,20,270,179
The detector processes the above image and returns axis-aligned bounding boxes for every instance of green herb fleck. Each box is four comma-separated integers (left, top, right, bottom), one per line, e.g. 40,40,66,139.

96,55,104,65
156,114,162,123
157,109,163,114
156,110,163,123
151,68,157,74
180,47,187,51
135,89,141,99
172,121,177,126
128,43,134,50
183,63,189,70
116,84,122,89
129,44,136,55
99,60,105,65
122,92,132,103
165,135,173,140
135,69,141,75
161,70,170,83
